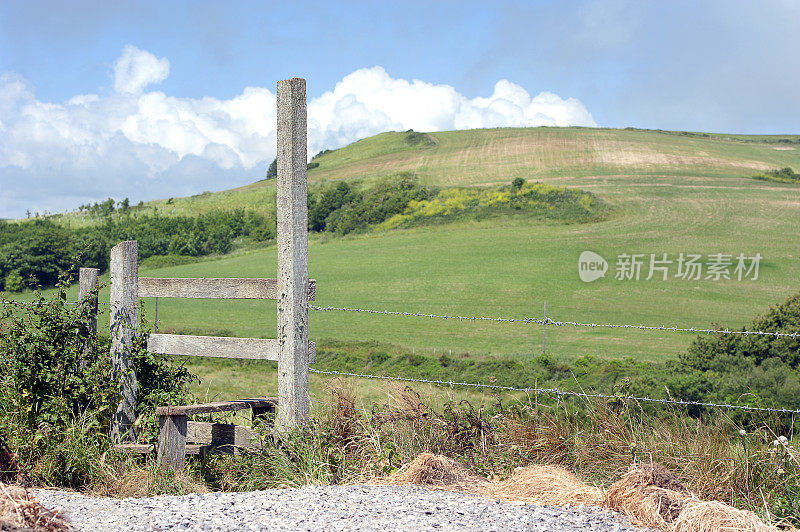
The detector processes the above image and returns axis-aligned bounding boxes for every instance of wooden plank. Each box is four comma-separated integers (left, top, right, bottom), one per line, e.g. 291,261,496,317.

110,241,138,443
157,414,187,470
77,268,99,365
114,443,153,454
186,421,258,448
156,397,278,416
138,277,315,301
276,77,311,431
147,334,316,363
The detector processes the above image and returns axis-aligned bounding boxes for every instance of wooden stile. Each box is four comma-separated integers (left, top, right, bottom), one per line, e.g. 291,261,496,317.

111,76,314,468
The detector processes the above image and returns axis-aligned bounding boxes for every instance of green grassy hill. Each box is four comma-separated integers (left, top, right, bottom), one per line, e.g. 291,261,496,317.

19,126,800,401
52,126,800,227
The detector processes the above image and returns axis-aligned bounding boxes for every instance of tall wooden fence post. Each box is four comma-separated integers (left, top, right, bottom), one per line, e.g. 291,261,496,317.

110,241,138,442
276,77,310,431
77,267,99,364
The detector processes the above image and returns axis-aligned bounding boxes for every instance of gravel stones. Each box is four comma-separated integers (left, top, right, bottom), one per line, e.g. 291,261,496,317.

34,485,656,532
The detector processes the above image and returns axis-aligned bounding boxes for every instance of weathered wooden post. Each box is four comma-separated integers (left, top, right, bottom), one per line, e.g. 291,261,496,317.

77,267,99,364
110,241,138,442
276,77,310,431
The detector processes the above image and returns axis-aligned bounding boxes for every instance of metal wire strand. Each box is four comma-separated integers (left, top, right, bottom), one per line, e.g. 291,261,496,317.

309,368,800,415
309,305,800,339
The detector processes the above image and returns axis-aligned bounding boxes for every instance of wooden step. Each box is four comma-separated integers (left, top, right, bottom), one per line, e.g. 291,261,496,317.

155,397,277,416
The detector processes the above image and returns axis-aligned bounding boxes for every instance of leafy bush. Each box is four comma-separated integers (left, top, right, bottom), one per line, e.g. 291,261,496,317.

3,270,23,292
380,181,606,230
265,158,277,179
752,167,800,184
0,271,195,486
668,292,800,419
0,209,275,289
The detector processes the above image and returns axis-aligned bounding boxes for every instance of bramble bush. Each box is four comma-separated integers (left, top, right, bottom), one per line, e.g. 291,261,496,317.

0,269,195,486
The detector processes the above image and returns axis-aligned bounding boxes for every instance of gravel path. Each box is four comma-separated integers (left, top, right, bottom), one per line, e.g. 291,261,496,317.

33,485,655,532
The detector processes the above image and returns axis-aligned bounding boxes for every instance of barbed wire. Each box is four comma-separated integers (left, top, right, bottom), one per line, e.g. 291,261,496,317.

309,305,800,338
309,368,800,415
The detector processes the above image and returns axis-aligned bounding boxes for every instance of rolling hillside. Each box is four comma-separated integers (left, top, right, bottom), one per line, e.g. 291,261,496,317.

17,126,800,400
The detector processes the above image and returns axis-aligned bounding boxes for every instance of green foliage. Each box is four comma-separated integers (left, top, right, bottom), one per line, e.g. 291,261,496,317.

511,177,525,190
266,158,277,179
380,181,606,230
3,270,24,292
0,271,196,486
0,274,118,484
404,129,434,146
675,292,800,416
0,209,275,289
752,167,800,184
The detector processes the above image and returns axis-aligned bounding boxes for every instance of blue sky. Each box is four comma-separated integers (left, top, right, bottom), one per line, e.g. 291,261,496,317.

0,0,798,218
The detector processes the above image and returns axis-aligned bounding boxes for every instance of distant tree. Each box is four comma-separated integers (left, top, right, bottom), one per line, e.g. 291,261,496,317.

3,270,24,292
511,177,525,190
266,158,277,179
119,198,130,212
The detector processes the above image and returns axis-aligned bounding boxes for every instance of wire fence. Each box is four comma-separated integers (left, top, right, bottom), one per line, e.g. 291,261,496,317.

307,303,800,416
6,296,799,414
309,305,800,338
309,368,800,415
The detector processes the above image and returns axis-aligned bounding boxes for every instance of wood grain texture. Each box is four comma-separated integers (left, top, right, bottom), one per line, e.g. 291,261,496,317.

186,421,258,449
110,241,138,443
78,268,99,334
77,268,99,364
114,443,154,454
157,414,187,470
138,277,315,301
276,77,310,431
147,334,316,363
155,397,278,416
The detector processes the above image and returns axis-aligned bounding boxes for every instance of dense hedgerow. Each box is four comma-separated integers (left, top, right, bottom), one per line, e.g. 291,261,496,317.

0,209,273,291
0,271,195,486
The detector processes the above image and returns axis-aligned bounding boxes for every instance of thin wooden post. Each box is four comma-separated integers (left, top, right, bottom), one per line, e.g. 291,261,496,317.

276,77,310,431
77,268,99,363
157,414,187,470
110,241,138,442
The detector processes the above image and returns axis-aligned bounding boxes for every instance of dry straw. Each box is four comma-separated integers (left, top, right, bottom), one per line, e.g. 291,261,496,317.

496,464,604,506
0,483,68,532
379,454,779,532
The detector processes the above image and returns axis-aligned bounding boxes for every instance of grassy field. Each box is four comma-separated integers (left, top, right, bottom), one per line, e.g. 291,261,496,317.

12,126,800,400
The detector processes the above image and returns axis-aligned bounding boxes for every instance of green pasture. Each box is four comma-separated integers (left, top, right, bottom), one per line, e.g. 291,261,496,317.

11,126,800,400
21,171,800,362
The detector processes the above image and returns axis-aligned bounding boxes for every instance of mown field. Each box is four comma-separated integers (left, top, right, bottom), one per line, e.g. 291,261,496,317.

14,127,800,401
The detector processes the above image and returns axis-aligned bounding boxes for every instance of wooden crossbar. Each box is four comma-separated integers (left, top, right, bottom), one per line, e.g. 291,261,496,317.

146,334,316,363
138,277,315,300
155,397,277,416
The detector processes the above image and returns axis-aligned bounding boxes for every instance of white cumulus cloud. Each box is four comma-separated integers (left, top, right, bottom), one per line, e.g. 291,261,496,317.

0,48,596,218
113,45,170,94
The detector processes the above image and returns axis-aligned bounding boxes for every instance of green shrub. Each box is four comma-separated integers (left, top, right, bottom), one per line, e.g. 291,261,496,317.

0,271,196,486
752,167,800,184
3,270,24,292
